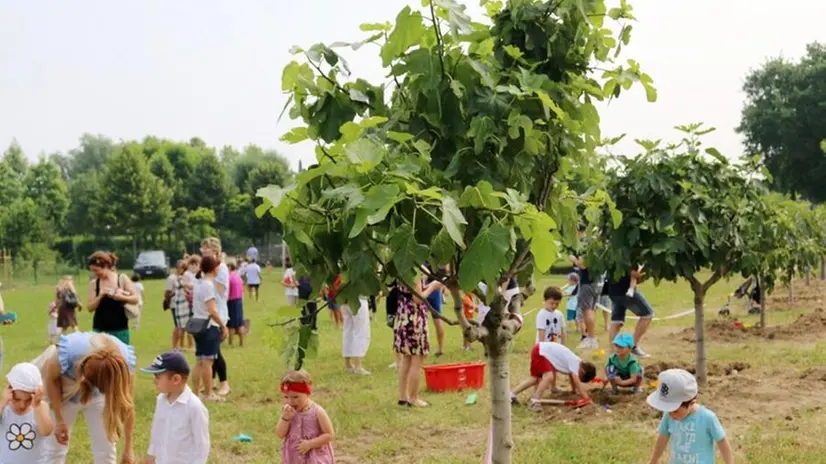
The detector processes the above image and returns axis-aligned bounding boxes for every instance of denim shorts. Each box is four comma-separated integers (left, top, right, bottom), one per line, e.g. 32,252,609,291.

607,364,645,380
610,291,654,323
194,326,220,360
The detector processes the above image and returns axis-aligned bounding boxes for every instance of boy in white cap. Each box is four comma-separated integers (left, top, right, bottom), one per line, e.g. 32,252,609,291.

647,369,734,464
142,351,210,464
0,362,54,463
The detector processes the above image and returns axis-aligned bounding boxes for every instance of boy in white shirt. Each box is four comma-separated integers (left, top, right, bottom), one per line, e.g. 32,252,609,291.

535,286,566,344
510,342,596,411
142,351,210,464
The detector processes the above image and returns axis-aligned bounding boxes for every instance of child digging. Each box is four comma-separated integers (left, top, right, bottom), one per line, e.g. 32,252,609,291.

0,363,54,462
277,370,335,464
647,369,734,464
143,351,210,464
606,332,644,394
510,342,596,411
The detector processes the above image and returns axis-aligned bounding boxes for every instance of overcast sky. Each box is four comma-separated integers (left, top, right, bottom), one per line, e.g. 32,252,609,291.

1,0,823,169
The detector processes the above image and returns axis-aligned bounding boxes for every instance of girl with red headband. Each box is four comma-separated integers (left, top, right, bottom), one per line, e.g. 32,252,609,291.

276,370,335,463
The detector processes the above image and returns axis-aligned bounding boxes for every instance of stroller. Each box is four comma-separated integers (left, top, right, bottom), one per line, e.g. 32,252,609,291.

719,276,761,316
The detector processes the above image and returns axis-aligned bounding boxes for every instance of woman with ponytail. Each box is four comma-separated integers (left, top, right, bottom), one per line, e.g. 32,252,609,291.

35,331,136,464
86,251,139,345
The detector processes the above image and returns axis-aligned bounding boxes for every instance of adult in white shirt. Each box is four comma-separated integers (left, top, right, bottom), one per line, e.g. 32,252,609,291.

535,287,566,344
510,342,597,410
200,237,232,397
242,259,263,302
141,351,210,464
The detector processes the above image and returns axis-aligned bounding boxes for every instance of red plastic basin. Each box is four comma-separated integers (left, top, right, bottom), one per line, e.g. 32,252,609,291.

424,362,486,392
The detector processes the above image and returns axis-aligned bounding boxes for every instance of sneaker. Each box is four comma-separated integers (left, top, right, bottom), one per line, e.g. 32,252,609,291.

410,399,429,407
528,399,542,412
510,393,519,405
217,383,231,396
577,338,591,350
388,362,398,369
612,386,619,395
352,367,371,376
551,387,562,394
631,386,641,394
632,346,650,358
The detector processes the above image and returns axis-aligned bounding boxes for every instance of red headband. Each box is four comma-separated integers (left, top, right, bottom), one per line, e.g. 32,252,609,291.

281,382,312,395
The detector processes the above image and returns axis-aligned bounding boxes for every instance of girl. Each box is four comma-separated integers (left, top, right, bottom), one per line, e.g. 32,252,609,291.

167,260,194,351
462,291,477,350
227,260,246,347
1,363,54,462
341,296,371,375
322,275,343,329
276,370,335,464
189,255,228,402
54,276,80,337
47,303,60,345
280,258,297,306
86,252,139,345
35,331,136,464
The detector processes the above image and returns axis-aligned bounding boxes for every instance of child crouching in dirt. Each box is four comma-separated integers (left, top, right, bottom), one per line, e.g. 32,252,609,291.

510,342,596,411
606,333,644,394
647,369,734,464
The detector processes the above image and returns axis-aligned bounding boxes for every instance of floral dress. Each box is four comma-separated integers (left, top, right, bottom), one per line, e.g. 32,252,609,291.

393,285,430,356
282,403,335,464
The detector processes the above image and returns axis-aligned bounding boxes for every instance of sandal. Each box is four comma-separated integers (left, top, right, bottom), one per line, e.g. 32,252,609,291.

397,400,411,407
204,394,226,402
410,399,429,408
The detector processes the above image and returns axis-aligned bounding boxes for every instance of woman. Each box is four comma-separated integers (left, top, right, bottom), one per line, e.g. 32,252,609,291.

35,331,136,464
86,252,139,345
200,237,231,396
189,255,229,401
394,278,442,407
227,260,245,347
165,260,193,351
342,296,371,375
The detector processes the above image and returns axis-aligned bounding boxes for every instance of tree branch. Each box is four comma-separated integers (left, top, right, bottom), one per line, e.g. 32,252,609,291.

685,274,702,294
429,1,447,81
306,55,375,110
702,267,727,293
501,239,532,285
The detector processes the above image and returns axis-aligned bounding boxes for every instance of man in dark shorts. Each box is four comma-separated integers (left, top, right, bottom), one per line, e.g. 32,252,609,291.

606,270,653,358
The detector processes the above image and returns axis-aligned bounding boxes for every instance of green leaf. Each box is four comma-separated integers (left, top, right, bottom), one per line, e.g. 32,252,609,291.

345,138,384,171
705,147,727,164
608,7,622,19
442,196,467,248
349,209,370,238
528,212,558,270
349,88,370,104
254,198,272,218
430,227,456,264
363,184,401,210
458,222,510,290
380,6,426,67
536,91,566,119
359,116,389,128
257,185,287,210
281,127,309,144
502,45,524,60
322,183,363,209
643,82,658,102
339,122,364,143
459,180,499,209
413,139,432,160
360,22,392,32
390,224,429,276
388,131,415,143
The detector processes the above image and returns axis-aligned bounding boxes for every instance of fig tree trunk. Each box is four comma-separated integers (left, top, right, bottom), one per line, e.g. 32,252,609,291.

479,297,516,464
690,281,708,386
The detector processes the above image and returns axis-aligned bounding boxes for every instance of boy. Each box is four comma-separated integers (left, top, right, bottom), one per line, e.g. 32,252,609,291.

606,333,644,393
647,369,734,464
562,273,579,332
143,351,210,464
511,342,597,411
462,291,478,350
535,287,566,344
0,363,53,462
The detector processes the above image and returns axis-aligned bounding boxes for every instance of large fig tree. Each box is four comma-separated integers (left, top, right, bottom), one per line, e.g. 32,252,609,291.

259,1,653,461
600,125,775,385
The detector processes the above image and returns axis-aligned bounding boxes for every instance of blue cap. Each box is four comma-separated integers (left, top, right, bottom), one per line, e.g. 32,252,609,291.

140,351,190,375
613,333,635,348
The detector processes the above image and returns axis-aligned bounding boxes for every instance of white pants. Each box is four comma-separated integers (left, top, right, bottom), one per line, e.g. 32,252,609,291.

342,297,371,358
39,395,117,464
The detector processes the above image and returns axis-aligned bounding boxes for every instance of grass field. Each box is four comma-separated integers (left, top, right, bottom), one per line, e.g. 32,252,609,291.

2,270,826,463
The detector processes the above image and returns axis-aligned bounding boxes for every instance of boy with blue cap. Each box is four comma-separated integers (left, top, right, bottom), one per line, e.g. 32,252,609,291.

142,351,210,464
606,333,644,394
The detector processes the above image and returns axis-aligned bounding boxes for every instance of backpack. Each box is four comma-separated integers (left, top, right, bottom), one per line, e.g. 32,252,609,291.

61,289,79,309
297,276,313,300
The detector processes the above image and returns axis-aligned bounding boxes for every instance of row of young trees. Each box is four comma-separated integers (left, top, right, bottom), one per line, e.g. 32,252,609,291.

0,134,293,266
256,1,826,462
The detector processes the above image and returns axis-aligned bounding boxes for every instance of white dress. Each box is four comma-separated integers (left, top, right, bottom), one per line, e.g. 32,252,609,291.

342,296,371,358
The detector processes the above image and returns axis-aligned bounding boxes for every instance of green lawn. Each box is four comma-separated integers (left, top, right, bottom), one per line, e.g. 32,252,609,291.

2,271,825,463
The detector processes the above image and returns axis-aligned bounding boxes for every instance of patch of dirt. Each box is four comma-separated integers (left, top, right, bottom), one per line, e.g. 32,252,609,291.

643,360,750,380
800,367,826,382
682,308,826,342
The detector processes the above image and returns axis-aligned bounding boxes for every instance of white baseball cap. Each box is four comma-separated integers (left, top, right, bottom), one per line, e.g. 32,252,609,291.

646,369,698,412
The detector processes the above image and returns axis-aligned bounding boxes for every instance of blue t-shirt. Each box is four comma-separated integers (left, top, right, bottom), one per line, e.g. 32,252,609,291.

658,406,726,464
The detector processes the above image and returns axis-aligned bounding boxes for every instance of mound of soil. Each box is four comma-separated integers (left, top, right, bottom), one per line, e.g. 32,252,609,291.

766,308,826,338
643,361,750,380
683,308,826,342
799,367,826,382
681,320,763,342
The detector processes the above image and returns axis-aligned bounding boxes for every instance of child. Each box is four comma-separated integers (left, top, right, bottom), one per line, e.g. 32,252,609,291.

563,272,579,331
535,286,566,344
606,333,644,394
54,276,80,336
142,351,210,464
476,282,490,324
276,370,335,464
510,342,596,411
462,291,477,350
130,274,144,330
647,369,734,464
0,362,54,462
